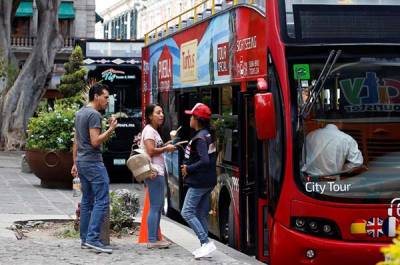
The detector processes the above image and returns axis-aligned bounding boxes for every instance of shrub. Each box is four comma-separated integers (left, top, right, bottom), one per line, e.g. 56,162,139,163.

26,103,78,151
378,231,400,265
110,189,140,232
58,46,87,98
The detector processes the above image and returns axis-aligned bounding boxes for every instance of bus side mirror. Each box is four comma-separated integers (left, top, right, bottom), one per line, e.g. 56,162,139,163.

254,92,276,140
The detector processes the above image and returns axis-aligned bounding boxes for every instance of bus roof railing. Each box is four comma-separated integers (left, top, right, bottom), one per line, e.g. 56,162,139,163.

144,0,265,45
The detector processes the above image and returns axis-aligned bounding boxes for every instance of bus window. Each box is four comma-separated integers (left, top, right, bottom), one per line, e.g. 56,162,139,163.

292,56,400,201
267,64,285,210
214,85,240,165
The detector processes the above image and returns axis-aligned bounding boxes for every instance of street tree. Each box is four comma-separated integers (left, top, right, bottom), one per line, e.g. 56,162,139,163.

0,0,21,94
0,0,63,150
58,45,87,98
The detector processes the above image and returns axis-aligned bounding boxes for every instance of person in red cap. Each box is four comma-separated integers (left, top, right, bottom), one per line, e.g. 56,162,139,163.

180,103,217,259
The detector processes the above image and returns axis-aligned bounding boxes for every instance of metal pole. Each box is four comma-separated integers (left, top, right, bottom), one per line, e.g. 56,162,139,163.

100,206,110,245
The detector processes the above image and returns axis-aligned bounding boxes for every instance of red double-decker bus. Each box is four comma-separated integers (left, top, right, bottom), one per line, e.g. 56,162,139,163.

141,1,400,264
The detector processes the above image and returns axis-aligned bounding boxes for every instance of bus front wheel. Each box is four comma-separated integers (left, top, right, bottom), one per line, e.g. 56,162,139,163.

221,201,236,248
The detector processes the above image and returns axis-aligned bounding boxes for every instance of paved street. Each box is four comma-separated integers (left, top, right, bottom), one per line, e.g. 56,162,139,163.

0,152,263,265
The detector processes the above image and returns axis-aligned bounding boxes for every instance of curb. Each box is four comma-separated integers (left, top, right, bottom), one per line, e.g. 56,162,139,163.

0,214,74,239
157,216,264,265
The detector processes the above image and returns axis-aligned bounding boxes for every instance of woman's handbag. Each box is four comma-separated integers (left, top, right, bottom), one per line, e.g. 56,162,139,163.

126,147,156,182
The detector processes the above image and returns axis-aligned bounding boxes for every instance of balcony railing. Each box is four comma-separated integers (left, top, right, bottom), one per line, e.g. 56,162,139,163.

11,36,75,49
144,0,265,45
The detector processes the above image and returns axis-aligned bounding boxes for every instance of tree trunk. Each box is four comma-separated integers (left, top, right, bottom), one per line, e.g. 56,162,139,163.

0,0,13,95
0,0,21,147
0,1,13,63
0,0,63,150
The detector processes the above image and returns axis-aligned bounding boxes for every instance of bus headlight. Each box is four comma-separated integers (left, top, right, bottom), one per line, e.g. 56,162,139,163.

323,224,332,234
291,217,341,239
295,218,305,228
305,249,316,259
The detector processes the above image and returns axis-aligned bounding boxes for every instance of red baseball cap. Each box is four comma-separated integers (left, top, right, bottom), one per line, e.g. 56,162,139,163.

185,103,212,119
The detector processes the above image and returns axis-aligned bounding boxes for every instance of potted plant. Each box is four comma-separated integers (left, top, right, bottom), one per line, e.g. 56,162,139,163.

25,102,78,188
25,46,88,188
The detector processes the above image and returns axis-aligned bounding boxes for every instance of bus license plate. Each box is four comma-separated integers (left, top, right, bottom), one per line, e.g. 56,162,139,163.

113,159,126,165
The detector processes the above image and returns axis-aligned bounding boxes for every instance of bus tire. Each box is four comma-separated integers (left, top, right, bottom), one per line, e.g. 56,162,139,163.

221,200,236,248
228,201,236,248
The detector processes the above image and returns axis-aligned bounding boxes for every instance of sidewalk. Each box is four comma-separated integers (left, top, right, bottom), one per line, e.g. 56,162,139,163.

0,152,263,265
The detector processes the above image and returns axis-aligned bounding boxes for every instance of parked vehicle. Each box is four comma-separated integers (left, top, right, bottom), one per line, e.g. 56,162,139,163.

78,39,144,182
142,1,400,264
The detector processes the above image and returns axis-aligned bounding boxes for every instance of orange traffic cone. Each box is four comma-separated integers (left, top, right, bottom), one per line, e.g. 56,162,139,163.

138,187,163,243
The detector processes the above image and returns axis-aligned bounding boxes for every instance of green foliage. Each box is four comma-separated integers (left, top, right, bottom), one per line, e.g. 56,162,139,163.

26,102,78,151
6,63,19,89
378,231,400,265
0,54,6,82
212,114,237,150
58,46,87,98
110,189,140,233
0,50,19,90
54,222,80,239
56,94,85,109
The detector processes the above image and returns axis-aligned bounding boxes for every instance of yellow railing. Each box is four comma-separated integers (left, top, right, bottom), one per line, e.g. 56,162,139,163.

144,0,265,45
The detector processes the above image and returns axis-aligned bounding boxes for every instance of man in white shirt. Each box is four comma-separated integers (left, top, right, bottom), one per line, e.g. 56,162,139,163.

302,124,364,176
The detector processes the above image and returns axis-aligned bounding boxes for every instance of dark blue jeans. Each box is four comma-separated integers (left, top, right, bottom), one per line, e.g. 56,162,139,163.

77,161,110,245
181,187,213,245
144,175,165,243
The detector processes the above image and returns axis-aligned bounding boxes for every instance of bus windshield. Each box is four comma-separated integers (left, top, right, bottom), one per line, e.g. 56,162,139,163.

284,0,400,39
291,55,400,201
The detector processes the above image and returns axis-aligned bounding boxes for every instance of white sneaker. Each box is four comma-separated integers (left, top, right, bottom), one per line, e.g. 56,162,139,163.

192,247,201,256
194,241,216,259
192,244,204,256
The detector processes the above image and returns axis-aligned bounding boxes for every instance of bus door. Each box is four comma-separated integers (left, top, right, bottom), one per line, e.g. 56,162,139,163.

173,92,199,208
239,89,270,260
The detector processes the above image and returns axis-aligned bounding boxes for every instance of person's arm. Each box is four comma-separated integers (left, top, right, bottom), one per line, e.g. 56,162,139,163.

343,139,364,171
143,139,175,157
89,116,118,148
71,134,78,177
186,138,209,174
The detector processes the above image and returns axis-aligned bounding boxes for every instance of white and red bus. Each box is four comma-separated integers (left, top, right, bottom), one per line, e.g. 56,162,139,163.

141,1,400,264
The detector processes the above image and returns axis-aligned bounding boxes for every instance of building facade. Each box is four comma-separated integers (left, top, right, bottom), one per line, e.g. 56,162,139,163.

99,0,143,40
11,0,97,97
99,0,207,40
12,0,96,62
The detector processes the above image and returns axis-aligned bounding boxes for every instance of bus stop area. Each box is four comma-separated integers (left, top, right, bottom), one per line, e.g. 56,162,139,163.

0,152,263,265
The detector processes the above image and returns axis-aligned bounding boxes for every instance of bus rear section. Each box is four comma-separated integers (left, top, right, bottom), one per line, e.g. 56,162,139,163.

79,40,144,182
141,0,400,264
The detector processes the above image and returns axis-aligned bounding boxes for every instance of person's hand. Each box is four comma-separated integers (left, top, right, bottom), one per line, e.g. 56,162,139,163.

149,171,157,180
181,165,188,178
164,144,176,153
109,116,118,130
71,164,78,177
349,165,368,175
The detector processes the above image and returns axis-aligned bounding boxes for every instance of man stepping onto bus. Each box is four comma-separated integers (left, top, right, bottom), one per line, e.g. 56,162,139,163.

180,103,217,259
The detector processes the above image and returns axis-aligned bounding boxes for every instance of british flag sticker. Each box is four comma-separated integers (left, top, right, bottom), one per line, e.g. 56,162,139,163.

366,217,384,238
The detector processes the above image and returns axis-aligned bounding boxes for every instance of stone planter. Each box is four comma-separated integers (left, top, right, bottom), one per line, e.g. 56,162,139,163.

25,149,73,189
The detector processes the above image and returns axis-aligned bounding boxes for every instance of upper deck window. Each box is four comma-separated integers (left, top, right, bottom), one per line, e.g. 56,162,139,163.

86,42,143,58
283,0,400,42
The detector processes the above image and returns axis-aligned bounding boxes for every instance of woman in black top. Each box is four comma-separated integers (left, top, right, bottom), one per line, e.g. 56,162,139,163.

180,103,217,259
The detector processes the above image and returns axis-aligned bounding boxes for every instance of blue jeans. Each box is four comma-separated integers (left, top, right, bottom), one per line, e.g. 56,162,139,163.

144,175,165,243
181,187,212,245
77,161,110,245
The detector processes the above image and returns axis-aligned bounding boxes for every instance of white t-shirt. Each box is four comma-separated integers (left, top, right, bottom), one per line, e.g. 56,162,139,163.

140,124,165,176
302,124,363,176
